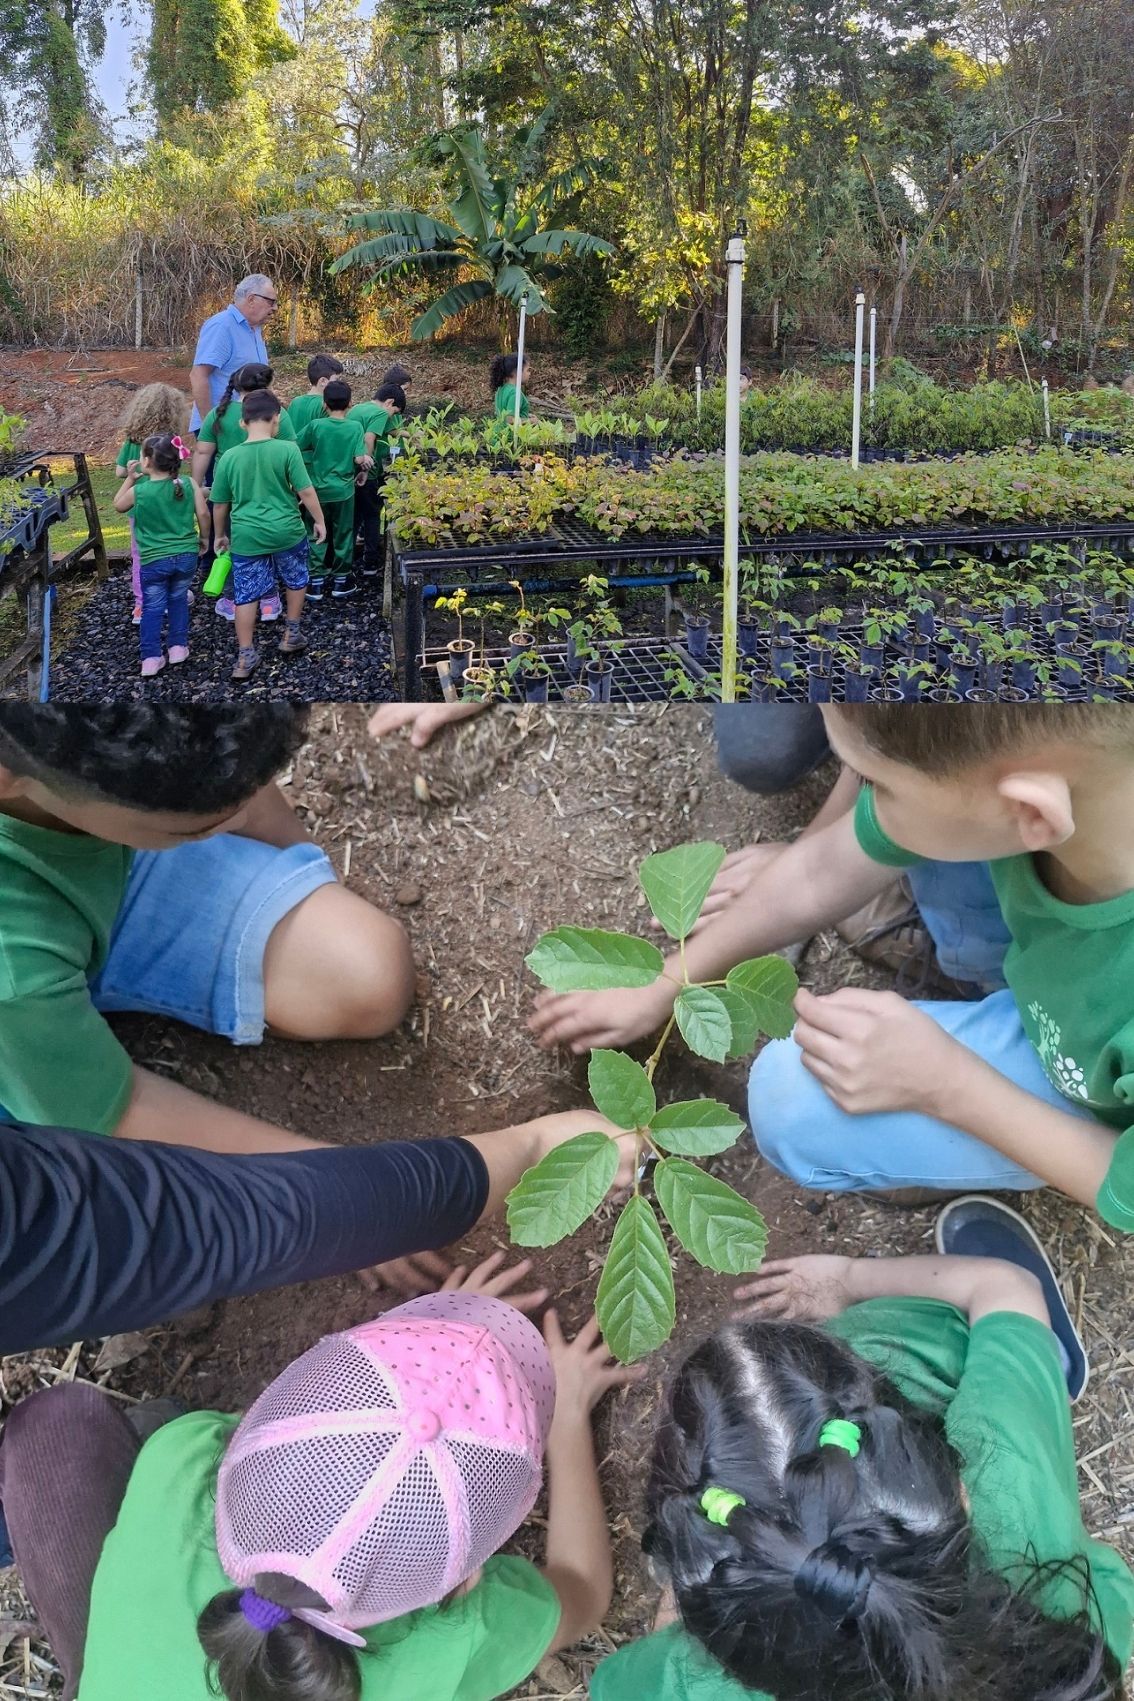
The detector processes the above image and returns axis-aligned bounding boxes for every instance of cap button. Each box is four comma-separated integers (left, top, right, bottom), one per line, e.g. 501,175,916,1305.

407,1407,442,1442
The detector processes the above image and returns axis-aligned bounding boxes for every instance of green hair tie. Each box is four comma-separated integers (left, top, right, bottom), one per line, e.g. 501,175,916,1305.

700,1485,746,1527
818,1419,862,1458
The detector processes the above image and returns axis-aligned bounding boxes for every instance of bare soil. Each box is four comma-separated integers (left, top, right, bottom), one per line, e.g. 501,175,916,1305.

2,705,1132,1700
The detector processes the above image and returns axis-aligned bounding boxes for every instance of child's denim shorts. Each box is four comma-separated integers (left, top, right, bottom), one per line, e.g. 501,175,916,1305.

88,833,337,1044
232,537,310,606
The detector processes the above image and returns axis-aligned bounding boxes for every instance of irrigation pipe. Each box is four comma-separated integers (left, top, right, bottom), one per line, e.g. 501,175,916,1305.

39,583,55,702
851,290,866,468
1042,378,1051,440
695,365,703,421
869,306,877,415
721,224,746,704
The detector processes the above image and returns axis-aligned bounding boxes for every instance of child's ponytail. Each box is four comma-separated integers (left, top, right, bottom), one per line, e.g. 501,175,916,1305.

217,363,275,425
143,433,187,494
644,1320,1120,1701
489,352,518,395
198,1579,361,1701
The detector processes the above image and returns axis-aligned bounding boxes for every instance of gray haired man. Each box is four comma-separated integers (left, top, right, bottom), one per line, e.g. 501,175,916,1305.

188,273,280,432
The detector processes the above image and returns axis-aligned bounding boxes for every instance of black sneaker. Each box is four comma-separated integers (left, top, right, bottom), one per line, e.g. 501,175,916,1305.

331,572,356,598
305,576,326,603
935,1196,1089,1401
360,561,380,579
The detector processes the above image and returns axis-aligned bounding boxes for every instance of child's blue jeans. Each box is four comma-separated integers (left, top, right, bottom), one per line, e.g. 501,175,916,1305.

138,551,195,661
748,859,1095,1192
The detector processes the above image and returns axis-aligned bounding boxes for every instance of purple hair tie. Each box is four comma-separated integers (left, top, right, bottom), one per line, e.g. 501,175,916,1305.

240,1590,292,1633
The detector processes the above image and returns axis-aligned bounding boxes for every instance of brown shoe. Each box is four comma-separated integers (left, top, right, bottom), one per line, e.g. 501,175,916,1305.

837,877,980,1000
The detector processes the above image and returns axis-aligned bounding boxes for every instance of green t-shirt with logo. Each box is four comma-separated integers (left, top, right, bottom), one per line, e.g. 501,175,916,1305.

494,384,529,419
853,786,1134,1231
209,438,310,558
77,1411,562,1701
296,414,366,502
131,475,200,567
115,439,142,476
287,392,328,433
0,812,134,1135
591,1302,1134,1701
348,401,397,477
199,404,296,464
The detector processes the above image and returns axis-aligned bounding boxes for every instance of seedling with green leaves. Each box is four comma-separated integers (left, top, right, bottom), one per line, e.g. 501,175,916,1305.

506,842,798,1362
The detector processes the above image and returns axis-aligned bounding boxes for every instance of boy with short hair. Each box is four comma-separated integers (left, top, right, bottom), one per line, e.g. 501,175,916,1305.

295,378,371,600
287,354,346,434
0,704,414,1156
529,704,1134,1233
349,380,406,578
210,389,324,681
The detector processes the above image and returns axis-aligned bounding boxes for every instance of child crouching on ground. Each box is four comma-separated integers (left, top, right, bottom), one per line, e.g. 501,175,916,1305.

593,1215,1132,1701
296,379,371,600
113,434,209,678
287,353,345,435
210,391,324,682
531,704,1134,1235
114,383,191,625
4,1257,639,1701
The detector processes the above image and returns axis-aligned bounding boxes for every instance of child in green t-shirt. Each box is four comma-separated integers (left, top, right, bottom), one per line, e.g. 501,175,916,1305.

295,379,372,599
3,1257,640,1701
210,390,325,682
490,351,530,419
593,1205,1133,1701
287,353,346,435
349,379,406,577
531,703,1134,1237
113,383,190,625
112,434,208,678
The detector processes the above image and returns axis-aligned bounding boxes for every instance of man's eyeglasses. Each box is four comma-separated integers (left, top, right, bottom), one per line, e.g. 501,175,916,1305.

250,293,279,308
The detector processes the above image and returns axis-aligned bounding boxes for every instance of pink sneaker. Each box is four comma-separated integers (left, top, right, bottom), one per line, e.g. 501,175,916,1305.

140,656,165,678
216,595,236,621
132,603,142,625
260,593,282,621
168,645,190,665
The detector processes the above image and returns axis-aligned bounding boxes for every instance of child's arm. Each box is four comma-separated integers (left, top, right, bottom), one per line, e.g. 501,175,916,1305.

190,477,210,547
192,441,214,486
540,1312,646,1651
297,482,326,542
529,808,896,1052
211,500,231,553
734,1250,1050,1328
112,469,140,513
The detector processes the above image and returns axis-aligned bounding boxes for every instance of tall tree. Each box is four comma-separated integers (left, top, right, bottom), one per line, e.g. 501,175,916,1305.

0,0,106,178
148,0,295,124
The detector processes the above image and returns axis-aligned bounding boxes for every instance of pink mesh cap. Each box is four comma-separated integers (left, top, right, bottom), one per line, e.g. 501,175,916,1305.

215,1293,556,1639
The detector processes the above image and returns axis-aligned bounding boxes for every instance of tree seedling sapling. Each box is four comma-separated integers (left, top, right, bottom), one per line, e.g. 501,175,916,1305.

508,842,798,1362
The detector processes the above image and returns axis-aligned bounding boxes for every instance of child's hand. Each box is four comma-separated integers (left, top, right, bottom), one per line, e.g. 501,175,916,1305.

214,534,230,554
441,1249,549,1313
359,453,374,471
312,520,327,544
528,978,678,1054
732,1255,855,1322
357,1248,455,1296
368,703,485,747
544,1311,647,1421
355,471,368,487
793,985,961,1116
650,841,785,933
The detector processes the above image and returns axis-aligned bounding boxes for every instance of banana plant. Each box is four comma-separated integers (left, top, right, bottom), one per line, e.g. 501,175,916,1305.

333,108,615,342
507,843,798,1362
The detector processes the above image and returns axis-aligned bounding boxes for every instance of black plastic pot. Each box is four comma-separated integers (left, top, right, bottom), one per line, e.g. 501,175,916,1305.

509,630,534,659
859,644,884,673
521,671,549,703
446,638,474,683
915,609,936,639
584,658,614,703
999,685,1032,702
926,686,962,702
1011,659,1037,691
684,614,710,661
770,641,795,679
565,631,583,676
806,669,831,703
964,688,998,703
738,618,759,658
869,686,904,702
1103,647,1129,679
949,656,978,695
843,668,870,703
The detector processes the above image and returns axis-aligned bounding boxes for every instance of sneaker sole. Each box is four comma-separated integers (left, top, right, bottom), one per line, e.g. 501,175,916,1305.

935,1195,1089,1401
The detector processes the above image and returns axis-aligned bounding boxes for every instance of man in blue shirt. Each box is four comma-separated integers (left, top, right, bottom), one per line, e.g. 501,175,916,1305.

188,274,279,432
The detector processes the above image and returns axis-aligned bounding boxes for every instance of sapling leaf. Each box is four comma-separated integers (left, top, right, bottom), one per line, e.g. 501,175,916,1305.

648,1098,745,1156
654,1158,769,1275
715,987,766,1059
724,956,800,1039
589,1049,656,1129
639,841,726,940
526,927,666,992
506,1132,621,1247
595,1194,676,1363
674,986,732,1062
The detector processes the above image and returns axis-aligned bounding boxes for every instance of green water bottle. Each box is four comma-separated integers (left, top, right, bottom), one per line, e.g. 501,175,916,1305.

202,550,232,598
